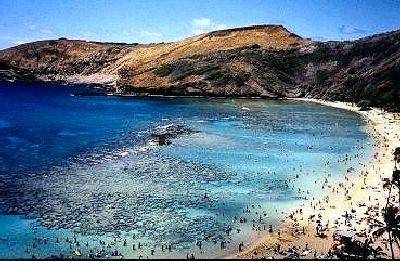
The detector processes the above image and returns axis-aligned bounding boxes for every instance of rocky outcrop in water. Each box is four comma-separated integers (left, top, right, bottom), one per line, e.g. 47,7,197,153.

0,148,233,245
148,124,198,146
0,25,399,111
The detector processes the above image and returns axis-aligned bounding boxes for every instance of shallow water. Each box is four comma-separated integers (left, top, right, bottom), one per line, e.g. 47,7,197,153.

0,82,375,258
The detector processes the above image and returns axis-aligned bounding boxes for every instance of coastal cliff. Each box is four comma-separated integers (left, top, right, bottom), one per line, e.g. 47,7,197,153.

0,24,399,111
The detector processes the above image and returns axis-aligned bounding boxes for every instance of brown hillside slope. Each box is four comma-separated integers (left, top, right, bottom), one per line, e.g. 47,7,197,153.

0,25,310,86
0,25,399,110
106,25,311,89
0,39,133,83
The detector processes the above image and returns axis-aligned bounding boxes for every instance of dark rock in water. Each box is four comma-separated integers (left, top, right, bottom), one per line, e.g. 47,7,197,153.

148,135,172,146
155,124,197,138
148,124,198,146
71,86,109,97
71,92,108,97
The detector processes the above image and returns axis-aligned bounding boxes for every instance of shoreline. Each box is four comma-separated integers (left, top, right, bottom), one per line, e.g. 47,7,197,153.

231,98,400,259
0,79,296,100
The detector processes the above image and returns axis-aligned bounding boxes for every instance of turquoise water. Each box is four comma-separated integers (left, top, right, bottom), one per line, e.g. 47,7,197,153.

0,82,374,258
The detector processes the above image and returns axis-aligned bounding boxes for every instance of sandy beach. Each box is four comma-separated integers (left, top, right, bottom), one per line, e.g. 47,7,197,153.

232,98,400,259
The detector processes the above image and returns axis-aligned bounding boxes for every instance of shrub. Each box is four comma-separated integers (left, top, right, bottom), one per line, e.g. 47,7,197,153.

170,60,193,81
316,70,330,84
357,100,372,111
312,43,332,62
344,75,359,87
347,67,356,74
215,74,231,86
260,72,282,86
380,89,399,111
155,60,195,81
48,40,57,46
233,72,249,86
154,63,174,77
263,53,305,76
195,63,219,75
204,68,232,86
0,60,11,70
204,68,224,81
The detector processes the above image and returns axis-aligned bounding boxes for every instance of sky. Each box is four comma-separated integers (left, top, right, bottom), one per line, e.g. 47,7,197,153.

1,0,400,49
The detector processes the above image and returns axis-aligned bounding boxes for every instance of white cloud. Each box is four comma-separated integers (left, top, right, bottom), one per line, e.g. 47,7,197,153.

23,18,37,31
11,37,47,46
66,31,98,41
312,36,330,42
192,18,212,28
119,29,164,43
13,40,29,45
139,30,163,38
215,24,229,30
191,17,229,35
0,35,38,48
121,29,164,43
338,25,368,35
40,29,52,35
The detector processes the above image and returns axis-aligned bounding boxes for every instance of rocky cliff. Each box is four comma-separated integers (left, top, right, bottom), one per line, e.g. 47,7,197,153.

0,24,399,111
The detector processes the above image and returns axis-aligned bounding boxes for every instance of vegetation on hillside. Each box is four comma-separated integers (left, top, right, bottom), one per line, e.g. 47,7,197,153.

0,25,399,111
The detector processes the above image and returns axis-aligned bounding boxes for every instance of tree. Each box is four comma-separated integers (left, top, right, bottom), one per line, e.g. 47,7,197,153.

373,204,400,259
394,147,400,168
374,149,400,259
392,167,400,203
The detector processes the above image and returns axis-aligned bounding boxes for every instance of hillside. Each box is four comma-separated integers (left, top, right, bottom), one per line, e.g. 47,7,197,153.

0,24,399,111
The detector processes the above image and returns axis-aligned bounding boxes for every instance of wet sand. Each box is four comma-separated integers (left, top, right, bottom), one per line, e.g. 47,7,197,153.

231,98,400,259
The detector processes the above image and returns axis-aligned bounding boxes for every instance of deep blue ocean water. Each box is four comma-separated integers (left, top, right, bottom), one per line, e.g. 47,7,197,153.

0,81,375,258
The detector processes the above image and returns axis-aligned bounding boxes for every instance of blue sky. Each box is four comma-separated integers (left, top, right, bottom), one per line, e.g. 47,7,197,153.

1,0,400,49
